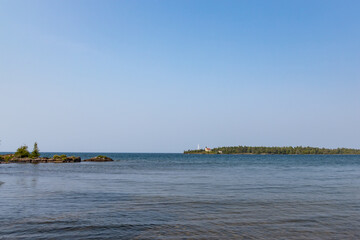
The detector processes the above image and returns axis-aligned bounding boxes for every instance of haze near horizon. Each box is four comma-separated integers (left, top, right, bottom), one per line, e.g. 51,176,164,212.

1,0,359,153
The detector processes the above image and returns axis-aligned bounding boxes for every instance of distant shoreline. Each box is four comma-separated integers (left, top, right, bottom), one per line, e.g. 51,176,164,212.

184,153,360,155
184,146,360,155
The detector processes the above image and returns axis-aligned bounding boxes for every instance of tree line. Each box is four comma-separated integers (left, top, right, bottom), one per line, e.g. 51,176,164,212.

184,146,360,154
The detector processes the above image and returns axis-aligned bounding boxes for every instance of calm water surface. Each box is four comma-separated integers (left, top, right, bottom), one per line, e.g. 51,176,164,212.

0,153,360,239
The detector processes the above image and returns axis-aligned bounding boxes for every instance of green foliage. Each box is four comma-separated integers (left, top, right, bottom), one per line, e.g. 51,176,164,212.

53,154,67,160
14,145,30,158
0,154,14,162
30,142,40,158
184,146,360,155
96,155,107,158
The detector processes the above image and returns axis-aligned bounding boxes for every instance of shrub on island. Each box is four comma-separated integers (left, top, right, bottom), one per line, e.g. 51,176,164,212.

14,142,41,159
53,154,68,160
14,145,30,158
30,142,40,158
5,155,13,162
52,154,81,162
83,155,114,162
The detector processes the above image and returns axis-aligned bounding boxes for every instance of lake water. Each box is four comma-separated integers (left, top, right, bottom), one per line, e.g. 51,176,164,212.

1,153,360,239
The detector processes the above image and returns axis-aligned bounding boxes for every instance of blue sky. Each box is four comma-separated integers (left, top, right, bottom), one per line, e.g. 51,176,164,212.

1,0,359,152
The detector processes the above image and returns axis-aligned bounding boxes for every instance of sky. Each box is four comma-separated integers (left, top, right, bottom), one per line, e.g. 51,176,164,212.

1,0,359,153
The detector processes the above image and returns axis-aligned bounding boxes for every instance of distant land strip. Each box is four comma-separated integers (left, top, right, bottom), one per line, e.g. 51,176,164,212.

184,146,360,155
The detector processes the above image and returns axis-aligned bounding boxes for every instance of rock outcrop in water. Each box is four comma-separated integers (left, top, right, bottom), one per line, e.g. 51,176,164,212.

0,143,114,164
83,156,114,162
0,154,81,164
0,154,113,164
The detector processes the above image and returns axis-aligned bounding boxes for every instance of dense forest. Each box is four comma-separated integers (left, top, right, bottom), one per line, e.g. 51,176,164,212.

184,146,360,155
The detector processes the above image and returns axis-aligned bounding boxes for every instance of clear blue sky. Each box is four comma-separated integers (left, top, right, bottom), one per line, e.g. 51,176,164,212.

1,0,359,152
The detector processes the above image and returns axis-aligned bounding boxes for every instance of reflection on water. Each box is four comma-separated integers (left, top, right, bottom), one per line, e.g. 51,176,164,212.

0,153,360,239
15,177,38,188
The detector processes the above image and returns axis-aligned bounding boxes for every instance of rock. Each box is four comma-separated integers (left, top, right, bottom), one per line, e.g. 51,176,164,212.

0,156,81,164
83,156,114,162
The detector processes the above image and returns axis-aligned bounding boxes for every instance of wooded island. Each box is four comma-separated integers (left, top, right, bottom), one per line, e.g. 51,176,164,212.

184,146,360,155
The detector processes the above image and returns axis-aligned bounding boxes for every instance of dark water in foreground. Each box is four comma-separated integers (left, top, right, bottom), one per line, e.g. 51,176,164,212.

1,153,360,239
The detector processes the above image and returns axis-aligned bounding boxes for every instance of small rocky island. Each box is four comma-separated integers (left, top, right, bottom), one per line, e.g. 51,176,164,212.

83,155,114,162
0,143,113,164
